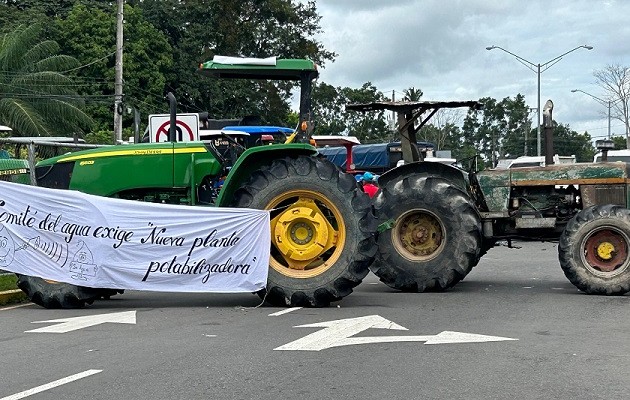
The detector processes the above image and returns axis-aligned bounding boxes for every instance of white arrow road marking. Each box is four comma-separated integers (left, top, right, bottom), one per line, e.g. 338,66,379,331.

26,311,136,333
275,315,517,351
0,369,102,400
268,307,302,316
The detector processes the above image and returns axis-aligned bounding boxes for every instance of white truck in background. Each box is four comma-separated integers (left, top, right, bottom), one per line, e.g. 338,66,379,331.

593,149,630,163
496,154,577,169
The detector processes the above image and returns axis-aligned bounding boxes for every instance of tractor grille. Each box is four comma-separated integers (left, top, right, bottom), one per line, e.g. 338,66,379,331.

580,184,626,208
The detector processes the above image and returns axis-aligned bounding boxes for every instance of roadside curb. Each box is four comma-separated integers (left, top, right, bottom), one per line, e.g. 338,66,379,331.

0,289,27,306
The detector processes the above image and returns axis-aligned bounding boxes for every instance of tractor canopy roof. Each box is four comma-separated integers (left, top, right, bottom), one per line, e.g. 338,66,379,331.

198,56,318,81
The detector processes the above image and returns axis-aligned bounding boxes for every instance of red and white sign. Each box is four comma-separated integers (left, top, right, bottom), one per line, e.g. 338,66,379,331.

148,113,200,142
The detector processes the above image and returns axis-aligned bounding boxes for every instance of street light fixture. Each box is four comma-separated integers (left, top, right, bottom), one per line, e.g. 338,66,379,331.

486,45,594,156
570,89,616,139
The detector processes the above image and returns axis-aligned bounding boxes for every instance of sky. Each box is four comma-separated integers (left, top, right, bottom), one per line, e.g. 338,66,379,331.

306,0,630,143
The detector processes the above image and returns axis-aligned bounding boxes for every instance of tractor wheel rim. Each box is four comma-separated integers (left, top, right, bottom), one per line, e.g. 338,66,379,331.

581,227,630,276
266,190,345,278
392,209,444,261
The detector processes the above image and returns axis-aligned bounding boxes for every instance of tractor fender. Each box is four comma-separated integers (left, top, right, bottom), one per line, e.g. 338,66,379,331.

215,143,317,207
378,161,469,195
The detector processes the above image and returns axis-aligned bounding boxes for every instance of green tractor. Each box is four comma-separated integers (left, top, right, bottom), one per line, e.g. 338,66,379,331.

350,99,630,296
0,158,30,185
17,57,376,308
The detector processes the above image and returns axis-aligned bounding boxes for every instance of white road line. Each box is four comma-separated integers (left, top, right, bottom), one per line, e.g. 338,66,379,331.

0,369,102,400
268,307,302,316
0,303,33,311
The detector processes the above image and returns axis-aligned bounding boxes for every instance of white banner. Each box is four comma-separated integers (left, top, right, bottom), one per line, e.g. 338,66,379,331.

0,181,270,292
212,55,276,66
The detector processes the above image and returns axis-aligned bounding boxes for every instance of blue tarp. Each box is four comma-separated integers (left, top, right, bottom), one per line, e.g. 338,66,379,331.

318,143,391,169
318,142,435,170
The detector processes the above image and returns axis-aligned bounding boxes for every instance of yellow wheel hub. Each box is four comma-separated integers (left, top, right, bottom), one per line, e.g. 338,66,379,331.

597,241,615,260
268,192,344,277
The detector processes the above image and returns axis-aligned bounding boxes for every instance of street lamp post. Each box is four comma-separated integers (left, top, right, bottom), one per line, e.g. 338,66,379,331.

524,107,537,156
486,45,594,156
570,89,613,139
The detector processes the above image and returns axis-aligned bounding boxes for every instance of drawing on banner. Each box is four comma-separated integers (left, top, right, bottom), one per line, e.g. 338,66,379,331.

0,224,15,266
68,240,98,281
14,235,69,268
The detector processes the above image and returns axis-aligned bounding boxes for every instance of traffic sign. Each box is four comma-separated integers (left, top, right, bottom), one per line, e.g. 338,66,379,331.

148,113,199,143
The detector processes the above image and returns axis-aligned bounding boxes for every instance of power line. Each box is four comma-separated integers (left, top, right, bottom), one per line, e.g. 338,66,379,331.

61,50,117,73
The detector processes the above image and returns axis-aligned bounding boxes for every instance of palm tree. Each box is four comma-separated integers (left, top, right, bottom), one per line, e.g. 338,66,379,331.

403,87,423,102
0,24,92,136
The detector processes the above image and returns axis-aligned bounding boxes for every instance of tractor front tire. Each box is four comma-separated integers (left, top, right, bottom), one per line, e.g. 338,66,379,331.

559,205,630,295
233,156,376,307
372,175,481,292
16,275,102,308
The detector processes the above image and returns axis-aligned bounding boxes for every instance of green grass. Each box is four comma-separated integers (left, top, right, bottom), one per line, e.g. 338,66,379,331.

0,273,27,305
0,274,18,291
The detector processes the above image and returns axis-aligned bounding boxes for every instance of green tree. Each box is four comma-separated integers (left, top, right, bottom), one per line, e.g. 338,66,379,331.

0,24,92,136
611,135,627,149
134,0,334,124
312,82,391,142
1,1,112,36
403,87,423,101
543,123,595,162
417,108,467,150
2,0,87,17
462,95,530,167
54,3,173,136
0,2,43,34
311,82,346,135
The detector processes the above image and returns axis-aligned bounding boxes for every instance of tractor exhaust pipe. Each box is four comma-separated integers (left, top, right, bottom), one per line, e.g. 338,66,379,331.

543,100,554,166
167,92,177,142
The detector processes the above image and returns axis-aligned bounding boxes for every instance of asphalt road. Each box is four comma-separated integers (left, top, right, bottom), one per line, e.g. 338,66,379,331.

1,241,629,400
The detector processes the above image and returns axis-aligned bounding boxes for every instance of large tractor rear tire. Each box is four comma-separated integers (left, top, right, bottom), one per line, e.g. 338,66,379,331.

232,156,376,307
372,175,481,292
16,275,103,308
559,205,630,295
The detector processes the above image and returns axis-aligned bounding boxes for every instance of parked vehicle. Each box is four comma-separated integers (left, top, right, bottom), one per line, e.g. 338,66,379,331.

593,149,630,163
17,57,376,309
495,154,577,169
349,99,630,296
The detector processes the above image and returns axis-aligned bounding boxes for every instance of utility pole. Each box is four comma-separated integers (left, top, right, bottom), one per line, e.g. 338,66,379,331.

113,0,124,143
391,90,396,130
571,89,620,139
525,107,537,156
